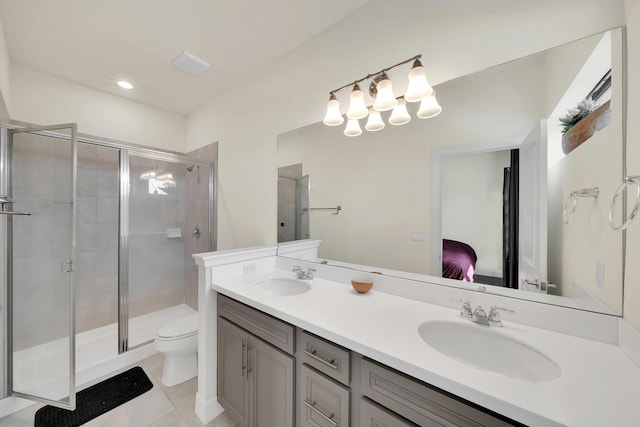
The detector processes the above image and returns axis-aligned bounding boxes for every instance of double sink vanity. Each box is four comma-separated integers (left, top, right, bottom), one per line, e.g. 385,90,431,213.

193,241,640,426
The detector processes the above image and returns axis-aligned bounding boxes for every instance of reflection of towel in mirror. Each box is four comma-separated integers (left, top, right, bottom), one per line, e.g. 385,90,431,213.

442,239,477,282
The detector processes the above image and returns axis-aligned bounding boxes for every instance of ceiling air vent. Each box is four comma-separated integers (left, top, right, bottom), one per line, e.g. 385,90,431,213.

172,51,210,76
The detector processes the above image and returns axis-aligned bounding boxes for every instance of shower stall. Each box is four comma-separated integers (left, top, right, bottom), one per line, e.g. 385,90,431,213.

0,124,215,410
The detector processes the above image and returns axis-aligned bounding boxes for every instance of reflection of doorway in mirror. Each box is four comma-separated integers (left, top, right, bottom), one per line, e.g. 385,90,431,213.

441,149,519,288
277,164,310,242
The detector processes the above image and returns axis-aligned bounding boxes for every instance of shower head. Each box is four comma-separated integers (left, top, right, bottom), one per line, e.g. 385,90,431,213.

186,165,194,172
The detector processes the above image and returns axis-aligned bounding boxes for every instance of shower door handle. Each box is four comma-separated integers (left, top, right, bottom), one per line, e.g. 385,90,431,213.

0,195,31,216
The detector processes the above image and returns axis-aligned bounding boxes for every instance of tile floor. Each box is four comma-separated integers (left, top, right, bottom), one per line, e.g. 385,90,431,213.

0,353,239,427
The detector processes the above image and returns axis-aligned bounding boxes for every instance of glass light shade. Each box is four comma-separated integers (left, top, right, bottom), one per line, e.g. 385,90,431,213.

417,92,442,119
344,118,362,137
388,98,411,126
346,84,369,119
373,74,397,111
404,60,433,102
323,94,344,126
365,108,385,132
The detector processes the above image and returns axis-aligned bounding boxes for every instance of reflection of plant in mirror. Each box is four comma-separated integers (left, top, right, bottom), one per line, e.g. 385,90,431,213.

559,98,599,134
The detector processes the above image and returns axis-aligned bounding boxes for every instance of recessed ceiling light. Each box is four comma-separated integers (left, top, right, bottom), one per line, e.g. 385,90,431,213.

117,80,134,90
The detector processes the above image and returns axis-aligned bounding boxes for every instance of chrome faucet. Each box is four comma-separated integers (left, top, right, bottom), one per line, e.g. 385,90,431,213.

292,266,316,280
454,300,514,327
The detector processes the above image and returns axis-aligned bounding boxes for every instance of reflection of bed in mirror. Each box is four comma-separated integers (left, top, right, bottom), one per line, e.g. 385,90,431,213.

441,239,477,282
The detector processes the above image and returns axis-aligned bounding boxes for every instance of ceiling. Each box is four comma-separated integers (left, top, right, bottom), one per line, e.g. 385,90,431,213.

0,0,368,115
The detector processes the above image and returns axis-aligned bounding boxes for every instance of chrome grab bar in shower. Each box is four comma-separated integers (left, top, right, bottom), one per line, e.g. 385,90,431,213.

563,187,599,224
609,176,640,231
0,195,31,216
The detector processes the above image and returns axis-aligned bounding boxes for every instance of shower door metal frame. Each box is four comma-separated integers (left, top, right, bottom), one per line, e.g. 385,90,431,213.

5,124,78,410
118,147,215,353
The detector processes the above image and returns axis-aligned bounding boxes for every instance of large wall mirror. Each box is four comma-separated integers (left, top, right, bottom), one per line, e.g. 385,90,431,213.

277,28,625,315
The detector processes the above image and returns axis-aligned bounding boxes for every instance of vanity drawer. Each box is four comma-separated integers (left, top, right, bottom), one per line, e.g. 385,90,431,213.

360,358,518,427
218,294,295,355
360,398,417,427
300,330,350,386
299,364,350,427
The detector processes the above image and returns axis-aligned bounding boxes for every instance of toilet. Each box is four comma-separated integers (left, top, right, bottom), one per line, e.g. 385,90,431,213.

154,313,198,387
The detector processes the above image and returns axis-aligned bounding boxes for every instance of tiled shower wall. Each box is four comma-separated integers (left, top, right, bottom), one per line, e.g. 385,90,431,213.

128,157,187,319
12,133,72,350
75,144,120,334
184,142,218,309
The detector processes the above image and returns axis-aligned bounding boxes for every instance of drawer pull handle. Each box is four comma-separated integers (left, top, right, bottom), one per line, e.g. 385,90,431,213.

241,340,247,379
303,400,338,426
304,349,339,370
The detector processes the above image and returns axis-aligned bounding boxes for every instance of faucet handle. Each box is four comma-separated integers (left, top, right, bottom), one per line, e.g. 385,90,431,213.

453,298,473,318
306,268,316,279
488,306,515,327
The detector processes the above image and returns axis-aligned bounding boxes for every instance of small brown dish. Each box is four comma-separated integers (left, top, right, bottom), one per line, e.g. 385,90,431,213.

351,280,373,294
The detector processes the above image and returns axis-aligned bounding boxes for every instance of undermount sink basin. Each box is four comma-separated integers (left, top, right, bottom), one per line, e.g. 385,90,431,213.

418,321,561,381
253,278,311,296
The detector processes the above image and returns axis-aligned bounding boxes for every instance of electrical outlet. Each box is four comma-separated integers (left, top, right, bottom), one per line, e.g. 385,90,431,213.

596,262,604,289
411,231,427,241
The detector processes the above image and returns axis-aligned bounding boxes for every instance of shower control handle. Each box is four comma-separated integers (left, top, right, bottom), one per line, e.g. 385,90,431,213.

192,225,201,239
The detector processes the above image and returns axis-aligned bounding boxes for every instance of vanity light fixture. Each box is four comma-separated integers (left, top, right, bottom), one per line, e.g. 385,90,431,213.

323,54,441,137
417,90,443,119
344,118,363,137
365,107,385,131
388,98,411,126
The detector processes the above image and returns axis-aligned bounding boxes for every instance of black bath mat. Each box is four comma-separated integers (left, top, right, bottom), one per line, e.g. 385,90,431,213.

34,366,153,427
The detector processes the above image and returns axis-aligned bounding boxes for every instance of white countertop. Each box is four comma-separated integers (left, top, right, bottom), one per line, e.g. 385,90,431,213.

211,270,640,427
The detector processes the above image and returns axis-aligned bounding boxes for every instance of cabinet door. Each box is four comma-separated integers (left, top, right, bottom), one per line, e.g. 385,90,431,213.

360,398,417,427
218,317,251,427
300,364,350,427
249,336,295,427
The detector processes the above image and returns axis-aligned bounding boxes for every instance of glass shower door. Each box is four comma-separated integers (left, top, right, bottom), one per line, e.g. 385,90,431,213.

8,124,77,409
124,155,192,349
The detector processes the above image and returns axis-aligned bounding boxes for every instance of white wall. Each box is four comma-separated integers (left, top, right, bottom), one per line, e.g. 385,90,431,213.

10,64,187,151
186,0,625,252
624,1,640,329
0,17,10,121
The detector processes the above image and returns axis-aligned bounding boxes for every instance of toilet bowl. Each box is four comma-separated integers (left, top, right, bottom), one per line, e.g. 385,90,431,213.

154,313,198,387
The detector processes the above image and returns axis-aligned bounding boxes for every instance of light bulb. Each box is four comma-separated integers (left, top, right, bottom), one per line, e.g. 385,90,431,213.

323,93,344,126
344,118,362,137
417,91,442,119
365,108,385,132
373,73,397,111
346,84,369,119
404,59,433,102
389,98,411,126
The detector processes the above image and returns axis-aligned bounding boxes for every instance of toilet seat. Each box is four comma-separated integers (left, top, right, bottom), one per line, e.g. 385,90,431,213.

157,313,198,340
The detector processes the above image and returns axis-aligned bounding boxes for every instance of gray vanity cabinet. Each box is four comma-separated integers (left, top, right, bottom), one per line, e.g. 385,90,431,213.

360,398,417,427
298,330,352,426
218,296,295,427
360,358,518,427
300,364,349,426
218,317,250,426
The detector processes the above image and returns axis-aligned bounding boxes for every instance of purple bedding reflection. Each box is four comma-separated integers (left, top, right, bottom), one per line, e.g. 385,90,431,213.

442,239,477,282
